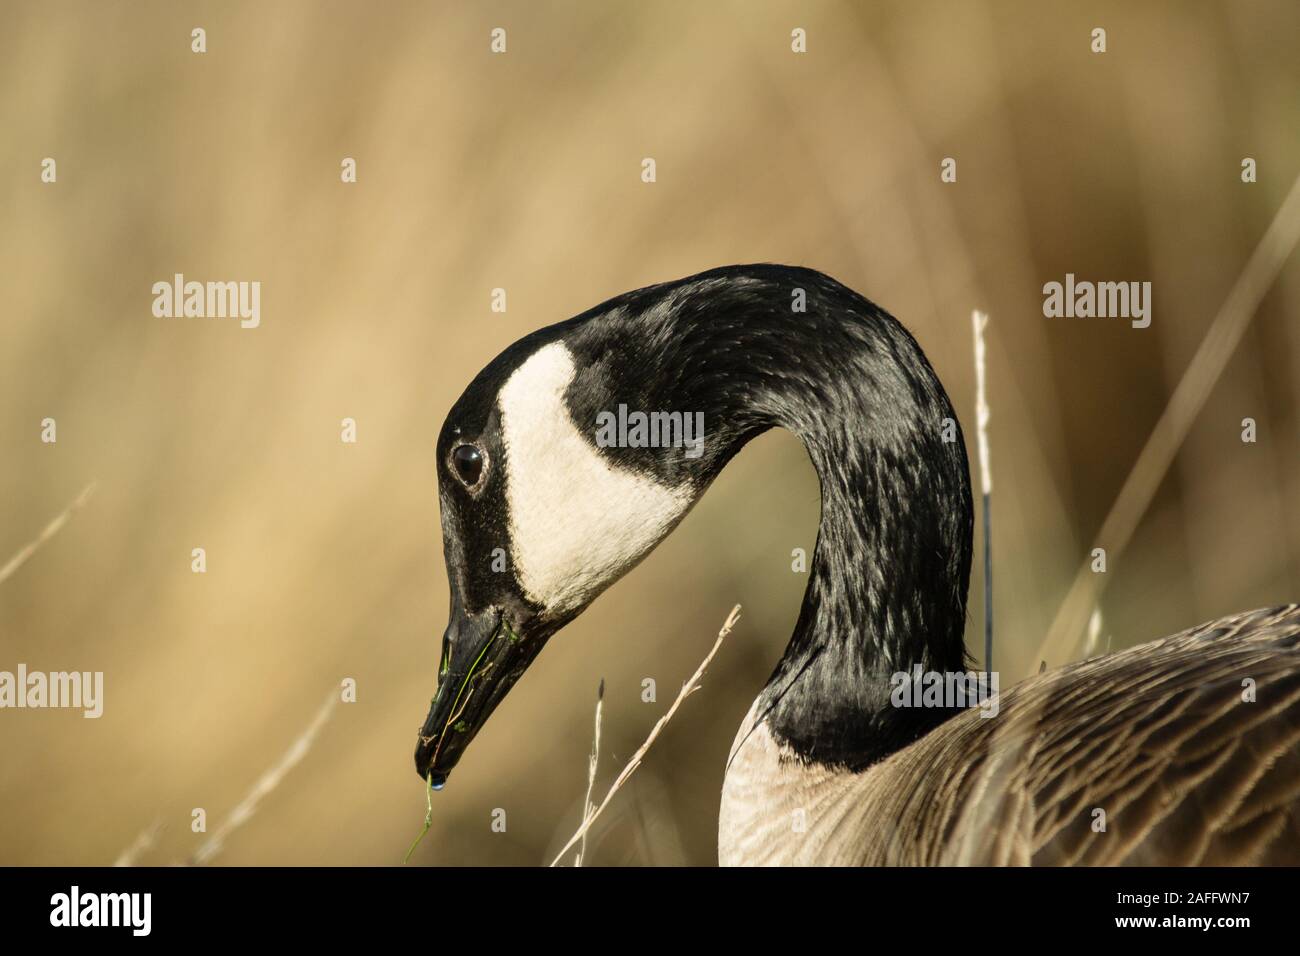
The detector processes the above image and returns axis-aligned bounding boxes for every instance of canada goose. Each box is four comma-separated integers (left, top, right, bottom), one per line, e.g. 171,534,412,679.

414,264,1300,865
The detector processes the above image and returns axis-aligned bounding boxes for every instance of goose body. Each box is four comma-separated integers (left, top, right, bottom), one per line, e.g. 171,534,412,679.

415,264,1300,866
721,605,1300,865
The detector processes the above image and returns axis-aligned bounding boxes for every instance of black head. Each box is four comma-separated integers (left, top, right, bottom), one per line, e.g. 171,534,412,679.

414,306,732,785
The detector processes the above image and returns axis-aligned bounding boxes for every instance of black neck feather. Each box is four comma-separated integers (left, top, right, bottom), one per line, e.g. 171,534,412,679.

567,264,974,770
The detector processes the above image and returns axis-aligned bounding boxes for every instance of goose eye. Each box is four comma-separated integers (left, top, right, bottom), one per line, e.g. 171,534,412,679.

451,444,485,488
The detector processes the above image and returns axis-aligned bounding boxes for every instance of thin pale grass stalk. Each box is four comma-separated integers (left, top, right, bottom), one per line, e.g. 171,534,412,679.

188,687,340,865
574,678,604,867
1034,171,1300,669
0,481,97,587
972,311,993,675
113,819,163,867
549,605,741,868
1082,607,1104,658
971,311,993,497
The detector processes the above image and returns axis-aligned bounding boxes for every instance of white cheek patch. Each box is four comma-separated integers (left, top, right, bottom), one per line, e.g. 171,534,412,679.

498,342,692,616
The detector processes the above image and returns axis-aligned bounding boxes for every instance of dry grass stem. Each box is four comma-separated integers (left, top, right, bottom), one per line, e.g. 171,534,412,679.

972,311,994,674
574,678,604,866
0,481,97,587
548,604,742,867
1035,171,1300,668
971,311,992,496
112,819,163,867
189,687,340,865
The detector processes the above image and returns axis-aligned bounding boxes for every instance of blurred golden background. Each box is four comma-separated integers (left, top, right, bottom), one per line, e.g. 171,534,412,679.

1,0,1298,866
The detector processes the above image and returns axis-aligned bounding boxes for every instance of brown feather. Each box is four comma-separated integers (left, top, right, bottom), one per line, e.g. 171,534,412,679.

719,605,1300,865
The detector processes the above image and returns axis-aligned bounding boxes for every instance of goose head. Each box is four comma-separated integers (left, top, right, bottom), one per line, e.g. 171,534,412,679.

415,264,972,787
415,332,723,786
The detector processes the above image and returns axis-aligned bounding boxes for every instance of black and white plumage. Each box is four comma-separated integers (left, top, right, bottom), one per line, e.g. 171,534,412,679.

415,264,1300,865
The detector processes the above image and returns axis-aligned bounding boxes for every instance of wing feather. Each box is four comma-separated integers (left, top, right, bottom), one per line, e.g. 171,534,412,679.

870,604,1300,865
